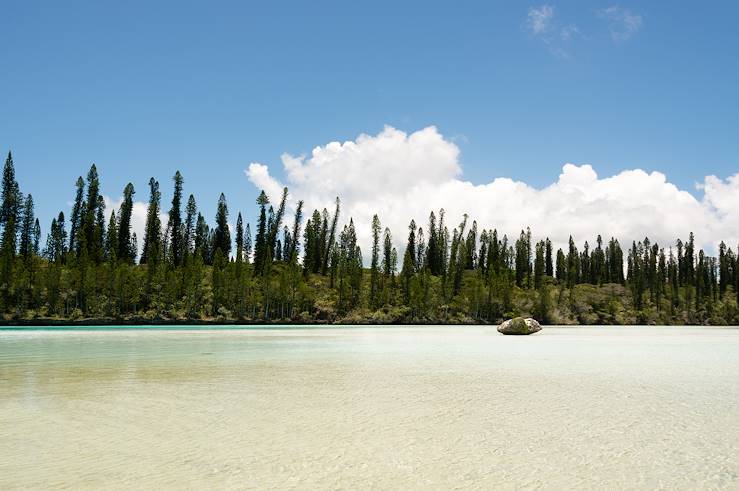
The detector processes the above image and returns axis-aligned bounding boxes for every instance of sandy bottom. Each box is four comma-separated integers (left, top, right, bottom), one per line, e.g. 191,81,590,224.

1,326,738,489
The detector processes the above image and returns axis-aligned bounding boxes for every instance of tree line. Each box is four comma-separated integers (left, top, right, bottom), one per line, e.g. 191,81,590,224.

2,151,738,325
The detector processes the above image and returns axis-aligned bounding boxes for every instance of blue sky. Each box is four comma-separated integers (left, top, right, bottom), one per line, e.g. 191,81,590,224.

1,1,738,242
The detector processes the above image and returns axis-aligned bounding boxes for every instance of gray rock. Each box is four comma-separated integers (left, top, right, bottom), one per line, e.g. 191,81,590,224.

497,317,542,335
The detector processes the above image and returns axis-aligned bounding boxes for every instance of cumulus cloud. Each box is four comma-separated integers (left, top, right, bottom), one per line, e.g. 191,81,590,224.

246,125,739,261
598,6,643,42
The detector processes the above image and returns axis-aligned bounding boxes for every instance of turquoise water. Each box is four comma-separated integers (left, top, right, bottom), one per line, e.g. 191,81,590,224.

1,326,738,489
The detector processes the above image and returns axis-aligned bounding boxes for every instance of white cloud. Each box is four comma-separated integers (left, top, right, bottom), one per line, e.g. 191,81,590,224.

598,6,643,42
527,5,554,35
246,125,739,261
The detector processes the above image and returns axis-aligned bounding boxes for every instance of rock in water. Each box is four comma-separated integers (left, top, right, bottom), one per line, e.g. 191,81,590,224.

497,317,542,335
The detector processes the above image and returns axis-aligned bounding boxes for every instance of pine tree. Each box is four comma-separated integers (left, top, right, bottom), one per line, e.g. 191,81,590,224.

318,209,329,269
555,248,566,282
545,238,553,277
94,194,106,262
254,190,269,274
426,211,438,275
628,240,645,310
437,209,448,276
280,227,290,262
448,215,468,295
302,211,322,274
19,194,35,258
106,211,118,261
391,247,398,281
81,164,103,261
676,239,685,286
401,247,414,304
44,218,59,261
683,232,695,285
478,230,488,272
307,209,322,273
130,232,138,260
0,151,22,252
0,152,19,227
213,193,231,258
534,240,545,289
244,223,252,264
140,178,162,265
515,229,530,288
606,237,624,284
322,197,340,275
68,176,85,254
581,241,591,284
235,212,244,263
194,213,209,263
416,227,426,270
117,183,135,263
465,221,477,270
668,246,680,309
526,228,533,285
168,171,184,266
287,200,304,262
489,229,500,275
370,214,381,308
44,212,67,263
184,194,197,257
212,248,226,315
406,219,417,272
0,155,21,296
566,236,579,288
266,187,288,264
31,216,39,256
719,241,728,294
31,218,39,255
273,239,282,261
335,219,362,312
382,227,393,278
657,247,667,308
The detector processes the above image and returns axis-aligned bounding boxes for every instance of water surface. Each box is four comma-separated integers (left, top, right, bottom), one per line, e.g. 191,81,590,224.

1,326,738,489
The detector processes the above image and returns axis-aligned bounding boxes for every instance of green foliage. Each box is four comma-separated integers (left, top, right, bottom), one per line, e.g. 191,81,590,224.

213,193,230,258
140,178,161,265
118,183,136,263
2,152,739,326
370,214,381,309
168,171,184,266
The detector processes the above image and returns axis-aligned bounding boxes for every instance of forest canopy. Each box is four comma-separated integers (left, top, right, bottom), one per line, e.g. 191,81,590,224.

1,151,737,325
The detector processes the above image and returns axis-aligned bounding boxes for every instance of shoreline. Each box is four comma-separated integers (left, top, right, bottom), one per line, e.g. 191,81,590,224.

0,317,491,328
1,318,736,329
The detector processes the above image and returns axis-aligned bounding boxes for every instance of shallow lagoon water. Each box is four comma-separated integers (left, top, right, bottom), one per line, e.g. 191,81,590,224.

1,326,738,489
